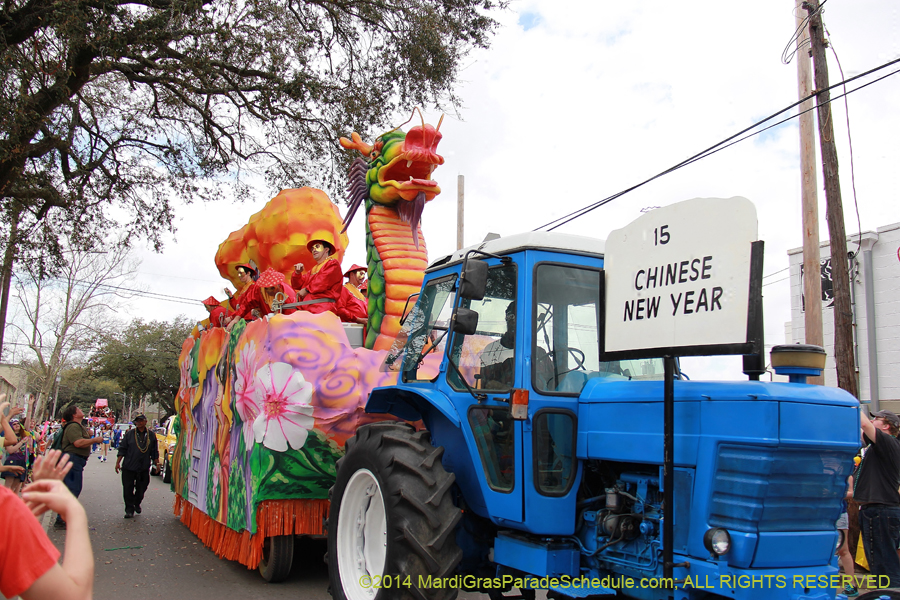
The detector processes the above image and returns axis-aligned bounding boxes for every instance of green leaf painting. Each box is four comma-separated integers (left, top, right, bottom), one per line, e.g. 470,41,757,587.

252,429,343,501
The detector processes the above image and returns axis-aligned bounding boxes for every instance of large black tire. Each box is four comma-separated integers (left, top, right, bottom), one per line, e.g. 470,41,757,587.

162,457,172,483
258,534,294,582
328,422,462,600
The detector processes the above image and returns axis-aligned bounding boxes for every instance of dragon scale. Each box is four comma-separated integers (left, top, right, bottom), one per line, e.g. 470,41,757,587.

366,205,428,350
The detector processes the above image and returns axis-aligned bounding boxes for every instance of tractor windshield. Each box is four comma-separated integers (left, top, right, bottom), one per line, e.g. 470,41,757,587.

382,274,457,382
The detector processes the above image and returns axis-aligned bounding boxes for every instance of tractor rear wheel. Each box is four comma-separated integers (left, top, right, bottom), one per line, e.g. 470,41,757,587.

328,422,462,600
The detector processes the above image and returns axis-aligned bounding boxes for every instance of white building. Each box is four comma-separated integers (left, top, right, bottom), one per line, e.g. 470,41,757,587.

788,222,900,411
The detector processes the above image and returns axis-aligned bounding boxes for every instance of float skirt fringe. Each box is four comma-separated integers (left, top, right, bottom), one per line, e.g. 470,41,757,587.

173,494,329,569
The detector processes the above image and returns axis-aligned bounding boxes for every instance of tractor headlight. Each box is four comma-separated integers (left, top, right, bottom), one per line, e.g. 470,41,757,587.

703,528,731,557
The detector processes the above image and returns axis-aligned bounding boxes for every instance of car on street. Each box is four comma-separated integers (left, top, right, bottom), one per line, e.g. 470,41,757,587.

154,415,177,483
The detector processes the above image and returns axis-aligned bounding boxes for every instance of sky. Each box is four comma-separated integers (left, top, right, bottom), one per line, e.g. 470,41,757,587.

26,0,897,381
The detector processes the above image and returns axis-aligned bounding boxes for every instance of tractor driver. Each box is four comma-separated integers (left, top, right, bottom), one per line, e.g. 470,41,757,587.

480,301,556,391
480,302,518,390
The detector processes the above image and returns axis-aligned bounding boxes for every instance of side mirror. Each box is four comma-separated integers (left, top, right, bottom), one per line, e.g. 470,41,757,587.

452,308,479,335
459,259,488,300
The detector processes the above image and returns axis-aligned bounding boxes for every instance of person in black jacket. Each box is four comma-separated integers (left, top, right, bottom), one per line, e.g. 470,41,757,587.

114,415,159,519
854,409,900,588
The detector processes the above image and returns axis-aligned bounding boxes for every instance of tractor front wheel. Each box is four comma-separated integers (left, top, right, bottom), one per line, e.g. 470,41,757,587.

328,422,462,600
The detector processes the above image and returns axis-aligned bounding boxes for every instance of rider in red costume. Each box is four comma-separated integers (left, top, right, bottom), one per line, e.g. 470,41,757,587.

201,296,227,328
335,264,367,324
291,238,343,315
256,268,297,316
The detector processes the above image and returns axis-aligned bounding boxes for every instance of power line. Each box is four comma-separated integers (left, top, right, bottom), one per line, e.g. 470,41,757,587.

2,340,179,358
763,276,790,287
12,273,202,306
825,25,863,258
533,55,900,232
138,270,226,285
782,0,828,65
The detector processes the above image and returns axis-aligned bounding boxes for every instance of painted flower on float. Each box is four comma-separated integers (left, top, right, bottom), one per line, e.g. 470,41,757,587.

251,362,315,452
233,339,261,449
179,337,196,390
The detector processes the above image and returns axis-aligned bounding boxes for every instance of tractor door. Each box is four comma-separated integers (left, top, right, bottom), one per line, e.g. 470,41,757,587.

522,260,602,535
445,261,525,524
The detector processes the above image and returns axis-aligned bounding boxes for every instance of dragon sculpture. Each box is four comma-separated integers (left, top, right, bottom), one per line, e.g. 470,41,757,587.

340,116,444,351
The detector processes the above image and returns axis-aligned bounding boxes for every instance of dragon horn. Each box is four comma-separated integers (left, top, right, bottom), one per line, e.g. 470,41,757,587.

339,132,373,156
416,107,425,129
436,114,444,132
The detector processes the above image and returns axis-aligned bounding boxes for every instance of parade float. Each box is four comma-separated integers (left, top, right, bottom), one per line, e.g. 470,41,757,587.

170,116,445,580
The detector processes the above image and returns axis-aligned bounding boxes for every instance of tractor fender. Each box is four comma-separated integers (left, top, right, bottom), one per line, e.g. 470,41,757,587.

365,386,488,516
366,386,461,428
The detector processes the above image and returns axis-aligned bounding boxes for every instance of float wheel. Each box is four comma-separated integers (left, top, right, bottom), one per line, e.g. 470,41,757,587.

258,534,294,582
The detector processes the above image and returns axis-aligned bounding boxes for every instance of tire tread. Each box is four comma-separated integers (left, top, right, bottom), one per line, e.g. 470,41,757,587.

328,423,462,600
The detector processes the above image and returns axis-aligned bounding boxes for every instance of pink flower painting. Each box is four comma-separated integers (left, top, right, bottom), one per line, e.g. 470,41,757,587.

251,362,315,452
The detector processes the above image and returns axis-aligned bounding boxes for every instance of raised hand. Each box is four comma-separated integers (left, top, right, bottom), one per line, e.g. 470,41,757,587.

22,479,79,519
32,449,73,482
0,399,24,421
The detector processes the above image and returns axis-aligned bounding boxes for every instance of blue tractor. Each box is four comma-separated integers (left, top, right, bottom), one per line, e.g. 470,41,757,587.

327,232,861,600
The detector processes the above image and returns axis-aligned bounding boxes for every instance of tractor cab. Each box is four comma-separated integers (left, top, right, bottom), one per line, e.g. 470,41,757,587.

373,232,664,534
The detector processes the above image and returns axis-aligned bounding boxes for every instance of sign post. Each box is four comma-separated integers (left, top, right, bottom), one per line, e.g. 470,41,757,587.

600,197,762,583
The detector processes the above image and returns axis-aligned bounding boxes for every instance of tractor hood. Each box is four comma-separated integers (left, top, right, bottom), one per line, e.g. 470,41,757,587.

576,379,860,465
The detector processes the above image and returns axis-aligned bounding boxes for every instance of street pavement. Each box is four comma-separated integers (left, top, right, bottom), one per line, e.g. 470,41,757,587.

34,450,523,600
43,451,331,600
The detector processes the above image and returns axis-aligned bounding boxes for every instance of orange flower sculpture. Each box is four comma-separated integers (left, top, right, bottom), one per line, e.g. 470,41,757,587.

215,188,350,288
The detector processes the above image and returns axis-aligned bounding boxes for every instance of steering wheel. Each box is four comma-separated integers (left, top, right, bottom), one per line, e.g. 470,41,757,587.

567,347,586,370
542,347,586,391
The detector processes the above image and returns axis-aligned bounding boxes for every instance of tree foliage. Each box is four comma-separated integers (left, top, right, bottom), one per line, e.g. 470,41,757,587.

92,317,194,419
55,364,123,417
0,0,505,252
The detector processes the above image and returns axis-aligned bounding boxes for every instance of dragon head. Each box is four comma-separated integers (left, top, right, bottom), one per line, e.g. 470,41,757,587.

340,118,444,246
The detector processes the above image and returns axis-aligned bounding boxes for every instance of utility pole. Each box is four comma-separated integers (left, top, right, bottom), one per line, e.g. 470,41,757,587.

457,175,465,251
805,0,858,399
795,0,824,385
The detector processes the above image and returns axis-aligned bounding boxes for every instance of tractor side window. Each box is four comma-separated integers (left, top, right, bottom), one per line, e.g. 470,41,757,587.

533,264,602,394
448,264,517,392
532,264,666,393
382,275,457,382
468,407,515,492
533,410,576,496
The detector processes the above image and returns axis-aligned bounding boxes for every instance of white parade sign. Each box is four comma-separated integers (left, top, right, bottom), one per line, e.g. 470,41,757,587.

603,197,758,355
